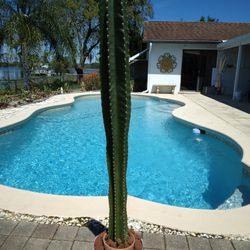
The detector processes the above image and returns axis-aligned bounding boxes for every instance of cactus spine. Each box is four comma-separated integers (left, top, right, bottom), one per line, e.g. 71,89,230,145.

99,0,131,244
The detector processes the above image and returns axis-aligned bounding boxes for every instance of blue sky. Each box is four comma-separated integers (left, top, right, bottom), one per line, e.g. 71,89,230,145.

151,0,250,22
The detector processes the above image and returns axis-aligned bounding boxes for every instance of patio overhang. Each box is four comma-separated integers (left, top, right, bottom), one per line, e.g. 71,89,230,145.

129,48,149,64
217,33,250,101
217,32,250,50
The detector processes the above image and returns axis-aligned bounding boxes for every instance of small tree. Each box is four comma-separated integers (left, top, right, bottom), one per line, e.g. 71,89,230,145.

99,0,131,246
200,16,219,22
63,0,99,80
51,57,69,75
127,0,153,55
51,57,70,83
63,0,153,79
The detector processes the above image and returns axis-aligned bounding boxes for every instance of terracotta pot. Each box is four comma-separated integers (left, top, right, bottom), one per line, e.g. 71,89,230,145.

102,232,135,250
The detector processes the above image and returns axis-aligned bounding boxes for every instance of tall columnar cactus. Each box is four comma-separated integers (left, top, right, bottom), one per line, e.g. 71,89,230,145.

99,0,131,244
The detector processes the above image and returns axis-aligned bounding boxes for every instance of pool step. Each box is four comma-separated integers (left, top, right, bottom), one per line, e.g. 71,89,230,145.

217,189,243,210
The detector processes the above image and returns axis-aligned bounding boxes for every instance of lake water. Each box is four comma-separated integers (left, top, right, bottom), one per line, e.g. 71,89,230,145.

0,66,22,80
0,67,98,89
0,67,98,80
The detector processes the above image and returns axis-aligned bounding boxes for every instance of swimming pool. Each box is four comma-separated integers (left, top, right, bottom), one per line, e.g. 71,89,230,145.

0,96,249,209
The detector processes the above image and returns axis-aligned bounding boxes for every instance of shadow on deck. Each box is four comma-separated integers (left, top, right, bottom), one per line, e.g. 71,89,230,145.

204,94,250,114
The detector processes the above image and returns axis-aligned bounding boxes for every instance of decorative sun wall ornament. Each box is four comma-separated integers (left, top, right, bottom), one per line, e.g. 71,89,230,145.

157,52,177,73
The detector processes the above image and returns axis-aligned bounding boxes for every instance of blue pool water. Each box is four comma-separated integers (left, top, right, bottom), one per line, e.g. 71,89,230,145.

0,96,249,209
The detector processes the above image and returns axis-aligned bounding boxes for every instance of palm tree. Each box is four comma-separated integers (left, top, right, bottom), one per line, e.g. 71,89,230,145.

0,0,74,91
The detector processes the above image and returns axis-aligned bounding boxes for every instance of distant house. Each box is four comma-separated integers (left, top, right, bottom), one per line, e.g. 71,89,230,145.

143,21,250,100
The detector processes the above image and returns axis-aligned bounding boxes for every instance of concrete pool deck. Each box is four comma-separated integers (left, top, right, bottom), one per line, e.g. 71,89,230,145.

0,92,250,238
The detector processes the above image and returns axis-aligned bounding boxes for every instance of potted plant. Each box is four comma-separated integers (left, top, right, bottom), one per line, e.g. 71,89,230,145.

94,0,142,249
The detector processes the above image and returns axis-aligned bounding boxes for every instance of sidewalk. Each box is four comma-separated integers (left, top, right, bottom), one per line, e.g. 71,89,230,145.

0,219,250,250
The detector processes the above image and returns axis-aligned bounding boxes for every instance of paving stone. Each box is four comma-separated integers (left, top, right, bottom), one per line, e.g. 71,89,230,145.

32,223,58,239
11,221,37,237
165,234,188,250
23,238,51,250
72,241,94,250
0,220,17,235
143,232,165,249
0,235,7,247
53,225,78,241
232,240,250,250
47,240,73,250
209,238,234,250
75,227,95,242
144,249,161,250
187,236,212,250
0,235,28,250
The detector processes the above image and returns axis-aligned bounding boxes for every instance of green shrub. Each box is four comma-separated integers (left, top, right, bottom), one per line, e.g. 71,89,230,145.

130,80,134,91
0,95,9,103
63,82,70,93
47,79,64,91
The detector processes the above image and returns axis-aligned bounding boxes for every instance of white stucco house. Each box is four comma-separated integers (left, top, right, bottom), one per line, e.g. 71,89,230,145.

143,21,250,100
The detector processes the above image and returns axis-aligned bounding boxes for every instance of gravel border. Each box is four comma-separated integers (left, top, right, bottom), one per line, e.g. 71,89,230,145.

0,209,249,242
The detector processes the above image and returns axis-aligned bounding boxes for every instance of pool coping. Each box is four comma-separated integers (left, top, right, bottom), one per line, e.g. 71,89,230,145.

1,92,250,237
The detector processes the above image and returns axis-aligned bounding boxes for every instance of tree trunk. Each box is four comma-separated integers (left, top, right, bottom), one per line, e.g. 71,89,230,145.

74,30,85,84
74,24,99,84
21,43,32,91
74,65,84,84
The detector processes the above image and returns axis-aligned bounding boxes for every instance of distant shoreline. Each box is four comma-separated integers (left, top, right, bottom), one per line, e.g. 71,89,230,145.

0,67,99,80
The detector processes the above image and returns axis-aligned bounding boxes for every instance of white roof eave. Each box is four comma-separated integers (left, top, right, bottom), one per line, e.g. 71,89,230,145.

129,48,149,64
218,32,250,50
